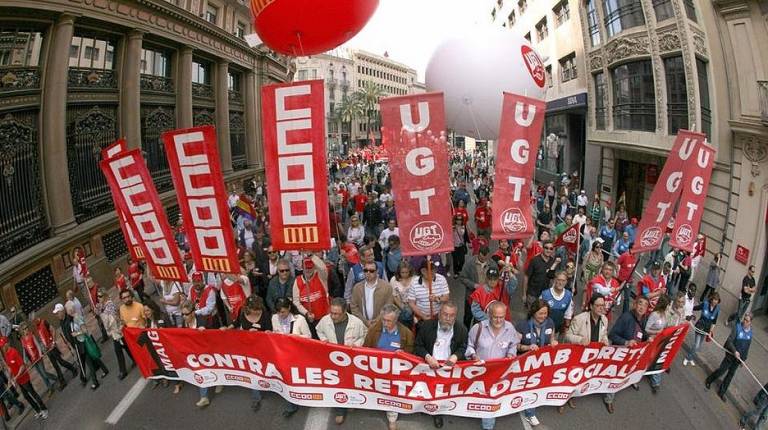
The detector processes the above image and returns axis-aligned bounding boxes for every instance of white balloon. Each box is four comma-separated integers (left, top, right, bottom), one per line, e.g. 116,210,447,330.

425,30,547,140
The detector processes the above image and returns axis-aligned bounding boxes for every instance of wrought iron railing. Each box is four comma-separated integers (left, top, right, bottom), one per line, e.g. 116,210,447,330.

141,105,176,193
0,67,41,93
228,90,243,105
140,74,174,94
66,105,119,223
230,111,247,170
193,108,215,126
15,265,58,315
0,110,49,263
102,228,128,262
68,68,118,90
759,80,768,126
192,82,214,99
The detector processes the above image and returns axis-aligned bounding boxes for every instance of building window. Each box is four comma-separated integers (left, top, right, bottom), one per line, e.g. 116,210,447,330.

612,60,655,131
559,53,577,82
140,47,170,77
524,32,531,42
508,11,516,26
205,4,219,25
697,58,711,138
554,1,570,27
297,69,307,80
192,61,210,84
536,18,549,41
227,72,241,92
602,0,645,38
683,0,697,21
545,65,553,87
69,35,116,70
236,22,246,39
595,72,607,130
587,0,601,46
518,0,527,14
664,55,688,134
0,31,44,67
652,0,674,21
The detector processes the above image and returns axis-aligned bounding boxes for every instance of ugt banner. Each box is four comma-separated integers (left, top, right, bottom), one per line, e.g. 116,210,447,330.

380,93,454,256
124,324,687,418
491,93,546,240
100,150,188,282
669,139,716,252
632,130,707,253
102,139,144,262
261,80,331,251
162,126,240,273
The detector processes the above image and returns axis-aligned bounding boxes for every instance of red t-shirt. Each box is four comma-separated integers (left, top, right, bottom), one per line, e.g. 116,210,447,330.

4,347,29,385
341,243,360,265
352,194,368,213
453,207,469,225
616,252,637,283
474,206,492,229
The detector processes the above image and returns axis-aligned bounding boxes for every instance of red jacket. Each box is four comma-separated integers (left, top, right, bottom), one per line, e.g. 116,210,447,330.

474,206,492,229
4,347,29,385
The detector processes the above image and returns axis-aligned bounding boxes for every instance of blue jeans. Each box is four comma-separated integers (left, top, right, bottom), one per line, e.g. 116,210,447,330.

200,387,208,398
252,389,262,402
740,404,768,429
285,400,298,413
481,417,496,430
524,408,536,418
648,372,662,387
686,332,706,361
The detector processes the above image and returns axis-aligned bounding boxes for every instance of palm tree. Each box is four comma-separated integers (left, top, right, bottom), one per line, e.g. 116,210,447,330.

356,82,386,145
334,93,364,152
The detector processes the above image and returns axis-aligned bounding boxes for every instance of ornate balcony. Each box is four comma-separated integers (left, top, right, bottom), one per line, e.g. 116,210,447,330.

192,82,214,99
0,68,40,93
140,74,174,94
68,68,117,90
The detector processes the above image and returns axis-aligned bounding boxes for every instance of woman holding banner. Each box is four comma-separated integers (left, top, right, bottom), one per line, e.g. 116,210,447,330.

230,296,272,412
516,299,557,427
272,297,311,418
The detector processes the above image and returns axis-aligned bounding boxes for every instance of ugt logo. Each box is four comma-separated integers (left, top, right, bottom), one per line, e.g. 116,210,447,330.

501,208,527,234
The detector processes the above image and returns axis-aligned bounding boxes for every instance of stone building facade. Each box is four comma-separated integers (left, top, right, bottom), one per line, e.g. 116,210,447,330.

576,0,768,309
0,0,291,315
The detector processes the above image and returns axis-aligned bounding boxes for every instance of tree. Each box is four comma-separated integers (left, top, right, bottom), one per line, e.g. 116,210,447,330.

333,92,364,152
355,82,386,144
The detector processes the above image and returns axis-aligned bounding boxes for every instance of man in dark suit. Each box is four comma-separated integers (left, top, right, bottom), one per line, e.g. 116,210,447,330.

414,301,468,428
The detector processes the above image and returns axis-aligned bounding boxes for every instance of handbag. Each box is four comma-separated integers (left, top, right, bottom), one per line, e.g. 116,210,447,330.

84,335,102,360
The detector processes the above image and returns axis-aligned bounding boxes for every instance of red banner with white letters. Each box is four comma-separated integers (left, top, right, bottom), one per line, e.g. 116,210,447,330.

632,130,707,254
100,150,188,282
163,126,240,273
669,139,715,252
491,93,546,240
261,80,330,251
102,139,144,262
380,93,453,256
124,324,688,418
554,223,580,254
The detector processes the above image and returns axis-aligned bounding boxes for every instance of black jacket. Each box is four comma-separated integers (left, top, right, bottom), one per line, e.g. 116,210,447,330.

60,314,77,348
414,319,468,361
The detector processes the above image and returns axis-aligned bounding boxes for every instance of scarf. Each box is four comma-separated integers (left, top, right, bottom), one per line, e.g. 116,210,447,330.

103,299,117,317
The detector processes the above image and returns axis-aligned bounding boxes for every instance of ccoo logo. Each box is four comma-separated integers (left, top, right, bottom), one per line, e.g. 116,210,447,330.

675,224,693,245
501,208,527,234
639,227,662,248
521,45,546,88
409,221,444,251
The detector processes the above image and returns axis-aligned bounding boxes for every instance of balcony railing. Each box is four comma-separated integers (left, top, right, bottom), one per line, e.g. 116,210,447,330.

759,80,768,126
192,82,214,99
0,67,40,93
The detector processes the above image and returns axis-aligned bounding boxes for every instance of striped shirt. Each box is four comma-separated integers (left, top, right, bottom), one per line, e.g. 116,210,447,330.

407,274,450,319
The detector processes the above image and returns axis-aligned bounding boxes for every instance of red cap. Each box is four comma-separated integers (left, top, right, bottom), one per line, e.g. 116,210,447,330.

191,272,204,282
303,258,315,269
0,337,8,348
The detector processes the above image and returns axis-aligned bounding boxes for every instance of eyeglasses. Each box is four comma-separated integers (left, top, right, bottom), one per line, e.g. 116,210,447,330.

363,269,377,273
278,269,290,273
182,311,193,316
544,246,554,250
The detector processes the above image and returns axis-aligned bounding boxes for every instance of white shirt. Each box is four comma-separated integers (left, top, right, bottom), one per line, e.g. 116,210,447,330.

379,227,400,249
379,193,392,204
433,325,454,360
364,281,377,321
573,214,587,226
577,194,589,207
227,193,239,209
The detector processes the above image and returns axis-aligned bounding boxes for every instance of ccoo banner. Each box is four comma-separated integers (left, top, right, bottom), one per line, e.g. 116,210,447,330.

100,150,188,282
261,80,331,251
491,93,546,240
163,126,240,273
124,324,688,418
668,139,716,252
380,92,454,256
102,139,144,262
632,130,707,254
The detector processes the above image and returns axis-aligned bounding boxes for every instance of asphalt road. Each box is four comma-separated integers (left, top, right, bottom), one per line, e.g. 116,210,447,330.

18,273,742,430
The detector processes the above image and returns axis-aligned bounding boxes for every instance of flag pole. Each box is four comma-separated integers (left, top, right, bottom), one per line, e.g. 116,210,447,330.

573,227,581,294
427,255,434,319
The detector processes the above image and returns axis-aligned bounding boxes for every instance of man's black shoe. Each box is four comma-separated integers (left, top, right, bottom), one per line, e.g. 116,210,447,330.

434,416,444,428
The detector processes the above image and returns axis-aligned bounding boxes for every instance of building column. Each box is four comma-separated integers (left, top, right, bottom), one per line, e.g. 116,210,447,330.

177,46,193,128
216,60,233,174
121,30,143,149
41,13,77,234
244,70,261,169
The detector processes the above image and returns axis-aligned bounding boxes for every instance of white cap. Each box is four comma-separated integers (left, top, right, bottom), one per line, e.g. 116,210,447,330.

53,303,65,314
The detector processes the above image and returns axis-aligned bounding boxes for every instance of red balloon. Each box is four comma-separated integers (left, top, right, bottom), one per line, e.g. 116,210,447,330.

251,0,379,56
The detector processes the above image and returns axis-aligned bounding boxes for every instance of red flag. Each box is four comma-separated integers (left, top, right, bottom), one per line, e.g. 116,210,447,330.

668,140,715,252
261,80,331,251
380,93,454,256
491,93,546,240
632,130,707,253
100,149,188,282
163,126,240,274
102,139,145,262
555,223,580,254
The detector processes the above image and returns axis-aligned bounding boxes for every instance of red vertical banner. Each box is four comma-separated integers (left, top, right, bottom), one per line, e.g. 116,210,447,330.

100,150,188,282
380,92,454,256
668,140,715,252
491,93,546,240
102,139,145,262
163,126,240,273
632,130,707,253
261,80,330,251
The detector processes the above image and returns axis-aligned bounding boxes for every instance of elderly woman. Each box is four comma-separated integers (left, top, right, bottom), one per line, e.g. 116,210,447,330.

65,301,109,390
645,295,670,393
99,290,135,381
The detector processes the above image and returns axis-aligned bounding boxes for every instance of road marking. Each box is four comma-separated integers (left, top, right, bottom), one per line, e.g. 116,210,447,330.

105,378,148,425
303,407,330,430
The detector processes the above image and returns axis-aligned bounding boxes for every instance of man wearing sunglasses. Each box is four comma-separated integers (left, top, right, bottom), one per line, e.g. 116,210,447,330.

523,241,556,309
351,262,394,327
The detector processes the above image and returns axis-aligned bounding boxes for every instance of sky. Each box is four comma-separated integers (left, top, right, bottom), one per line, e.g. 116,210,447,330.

340,0,491,81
